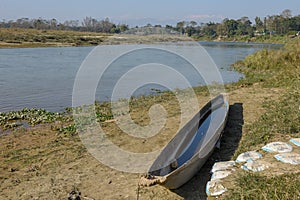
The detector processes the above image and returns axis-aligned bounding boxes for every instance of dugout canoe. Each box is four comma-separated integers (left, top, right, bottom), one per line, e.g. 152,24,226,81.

141,93,229,189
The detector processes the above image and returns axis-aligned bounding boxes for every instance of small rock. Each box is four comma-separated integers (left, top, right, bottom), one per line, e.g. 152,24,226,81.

67,189,81,200
26,165,40,172
236,151,262,163
9,167,18,172
83,197,95,200
12,178,21,184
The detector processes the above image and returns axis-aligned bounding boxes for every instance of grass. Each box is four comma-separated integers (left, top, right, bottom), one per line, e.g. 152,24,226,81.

233,38,300,88
231,37,300,154
194,34,293,44
0,28,192,48
224,37,300,199
225,172,300,200
0,33,299,199
249,34,292,44
233,90,300,156
227,37,300,157
0,28,109,47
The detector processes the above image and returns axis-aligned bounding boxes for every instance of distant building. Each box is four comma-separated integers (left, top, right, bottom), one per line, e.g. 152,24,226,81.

254,30,265,36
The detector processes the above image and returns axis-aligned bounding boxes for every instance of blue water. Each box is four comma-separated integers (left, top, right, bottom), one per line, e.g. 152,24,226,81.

0,46,92,112
0,42,281,112
176,104,227,167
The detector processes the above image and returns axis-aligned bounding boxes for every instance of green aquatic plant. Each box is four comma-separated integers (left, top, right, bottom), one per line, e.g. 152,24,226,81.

56,124,77,136
0,108,65,129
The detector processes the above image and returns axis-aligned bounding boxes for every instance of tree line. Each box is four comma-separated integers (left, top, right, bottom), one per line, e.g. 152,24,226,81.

170,9,300,38
1,9,299,37
0,17,129,33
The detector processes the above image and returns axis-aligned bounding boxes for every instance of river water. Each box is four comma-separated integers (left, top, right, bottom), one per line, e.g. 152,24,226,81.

0,42,281,112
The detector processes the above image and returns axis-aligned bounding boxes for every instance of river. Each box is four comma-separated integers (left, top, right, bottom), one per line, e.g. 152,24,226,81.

0,42,281,112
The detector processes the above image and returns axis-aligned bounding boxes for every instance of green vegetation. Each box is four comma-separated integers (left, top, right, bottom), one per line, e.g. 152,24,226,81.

234,39,300,150
0,17,128,33
233,38,300,88
226,172,300,200
1,9,299,46
171,9,300,41
56,124,77,136
0,28,109,47
0,28,191,48
94,101,114,122
0,108,67,128
189,9,300,41
233,91,300,156
225,37,300,199
0,17,299,198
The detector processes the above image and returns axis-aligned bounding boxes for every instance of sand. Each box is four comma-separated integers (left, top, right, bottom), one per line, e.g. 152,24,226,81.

0,84,284,200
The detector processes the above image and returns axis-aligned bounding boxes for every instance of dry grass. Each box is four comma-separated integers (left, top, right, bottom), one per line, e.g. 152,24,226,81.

0,28,192,48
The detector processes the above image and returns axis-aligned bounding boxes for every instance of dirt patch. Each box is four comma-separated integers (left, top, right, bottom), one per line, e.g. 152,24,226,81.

0,85,284,199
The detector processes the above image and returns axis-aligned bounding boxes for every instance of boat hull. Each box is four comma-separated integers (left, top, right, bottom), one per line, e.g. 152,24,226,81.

147,94,229,189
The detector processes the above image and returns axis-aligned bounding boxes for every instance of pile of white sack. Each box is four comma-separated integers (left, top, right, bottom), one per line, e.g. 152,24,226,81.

206,138,300,197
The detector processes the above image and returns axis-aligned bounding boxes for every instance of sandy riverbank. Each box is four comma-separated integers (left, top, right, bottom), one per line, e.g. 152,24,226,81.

1,38,299,199
0,83,285,200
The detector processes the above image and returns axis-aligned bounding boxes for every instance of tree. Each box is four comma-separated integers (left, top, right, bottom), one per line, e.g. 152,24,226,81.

237,17,253,36
255,17,264,32
99,18,114,33
289,15,300,31
185,26,195,36
263,17,267,32
118,24,129,32
281,9,292,19
2,10,300,37
33,18,48,29
176,21,185,34
63,20,80,29
202,22,217,37
216,23,225,36
82,16,94,31
223,18,238,36
49,18,57,29
165,24,173,30
190,21,197,27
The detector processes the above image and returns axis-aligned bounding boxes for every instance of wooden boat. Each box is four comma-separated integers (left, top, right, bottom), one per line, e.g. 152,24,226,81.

140,93,229,189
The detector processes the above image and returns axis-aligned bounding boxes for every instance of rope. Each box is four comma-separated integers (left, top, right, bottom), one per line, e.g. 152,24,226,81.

136,183,140,200
137,174,167,199
139,174,166,187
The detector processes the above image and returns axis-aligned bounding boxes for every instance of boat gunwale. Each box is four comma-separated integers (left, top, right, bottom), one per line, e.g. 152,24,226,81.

163,95,229,178
147,93,229,185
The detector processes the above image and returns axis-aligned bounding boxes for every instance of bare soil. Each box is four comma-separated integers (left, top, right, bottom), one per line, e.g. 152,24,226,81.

0,85,286,200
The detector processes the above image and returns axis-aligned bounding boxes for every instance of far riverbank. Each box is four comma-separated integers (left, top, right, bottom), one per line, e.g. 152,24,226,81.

0,28,293,49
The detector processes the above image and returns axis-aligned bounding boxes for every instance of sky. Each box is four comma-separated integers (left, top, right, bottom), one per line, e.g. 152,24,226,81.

1,0,300,26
